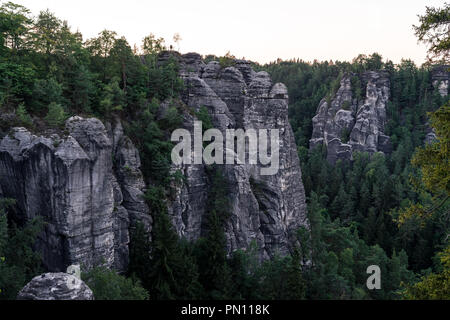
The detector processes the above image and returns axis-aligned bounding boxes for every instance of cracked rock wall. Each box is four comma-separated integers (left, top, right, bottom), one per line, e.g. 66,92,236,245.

163,52,309,259
0,117,150,272
310,71,392,163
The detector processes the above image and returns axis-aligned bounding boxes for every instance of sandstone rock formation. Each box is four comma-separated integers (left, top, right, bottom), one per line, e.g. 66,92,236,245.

161,52,309,258
431,65,449,97
0,117,150,272
17,272,94,300
424,66,449,144
0,52,309,270
310,71,392,163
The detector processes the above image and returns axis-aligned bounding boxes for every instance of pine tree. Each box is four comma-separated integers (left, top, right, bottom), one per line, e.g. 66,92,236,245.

83,266,149,300
285,248,306,299
143,186,202,300
128,222,152,290
0,199,43,300
16,103,32,127
45,102,67,127
195,167,233,299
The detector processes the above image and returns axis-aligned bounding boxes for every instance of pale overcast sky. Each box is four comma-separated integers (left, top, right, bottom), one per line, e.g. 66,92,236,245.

7,0,446,65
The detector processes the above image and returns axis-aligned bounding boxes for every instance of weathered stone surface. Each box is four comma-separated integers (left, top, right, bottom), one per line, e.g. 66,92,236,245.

66,264,81,279
424,122,437,145
431,65,449,97
17,272,94,300
108,119,151,231
310,71,392,163
166,53,309,258
423,66,448,145
0,117,149,272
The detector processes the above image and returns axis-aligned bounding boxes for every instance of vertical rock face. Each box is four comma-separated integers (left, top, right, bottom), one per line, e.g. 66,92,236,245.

0,117,149,272
310,71,391,163
431,65,449,97
0,52,309,269
164,53,309,258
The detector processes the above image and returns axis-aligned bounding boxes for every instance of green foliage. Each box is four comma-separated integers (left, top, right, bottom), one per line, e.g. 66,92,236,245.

82,266,149,300
159,104,183,132
0,2,32,52
350,75,363,101
129,186,203,300
31,77,64,114
285,248,307,299
0,1,448,301
300,192,416,299
147,57,184,101
0,61,35,109
413,3,450,64
0,199,44,300
402,246,450,299
194,166,233,299
353,53,384,71
195,106,213,132
1,3,184,120
341,100,351,110
340,128,351,143
413,104,450,195
16,103,32,127
128,222,152,290
99,77,126,115
127,101,173,186
219,51,236,69
142,33,166,56
397,103,450,224
45,102,67,127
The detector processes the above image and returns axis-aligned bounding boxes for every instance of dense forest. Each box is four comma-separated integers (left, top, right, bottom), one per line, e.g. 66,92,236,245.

258,54,449,299
0,1,448,300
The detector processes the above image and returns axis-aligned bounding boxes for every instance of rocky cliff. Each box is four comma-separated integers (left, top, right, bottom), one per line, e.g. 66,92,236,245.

0,52,308,270
0,117,150,272
309,71,392,163
162,53,309,259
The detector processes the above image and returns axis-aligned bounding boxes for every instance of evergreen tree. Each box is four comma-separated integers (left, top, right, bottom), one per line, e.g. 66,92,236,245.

142,186,202,300
195,167,233,299
128,222,152,290
16,103,32,127
83,266,149,300
45,102,67,127
285,248,306,299
0,199,43,300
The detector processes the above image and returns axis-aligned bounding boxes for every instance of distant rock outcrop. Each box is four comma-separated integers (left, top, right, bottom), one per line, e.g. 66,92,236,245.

17,272,94,300
424,66,449,144
161,52,309,259
310,71,392,163
431,65,449,97
0,117,150,272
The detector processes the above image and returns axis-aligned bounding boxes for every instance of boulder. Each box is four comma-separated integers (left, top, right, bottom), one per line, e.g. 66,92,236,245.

17,273,94,300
